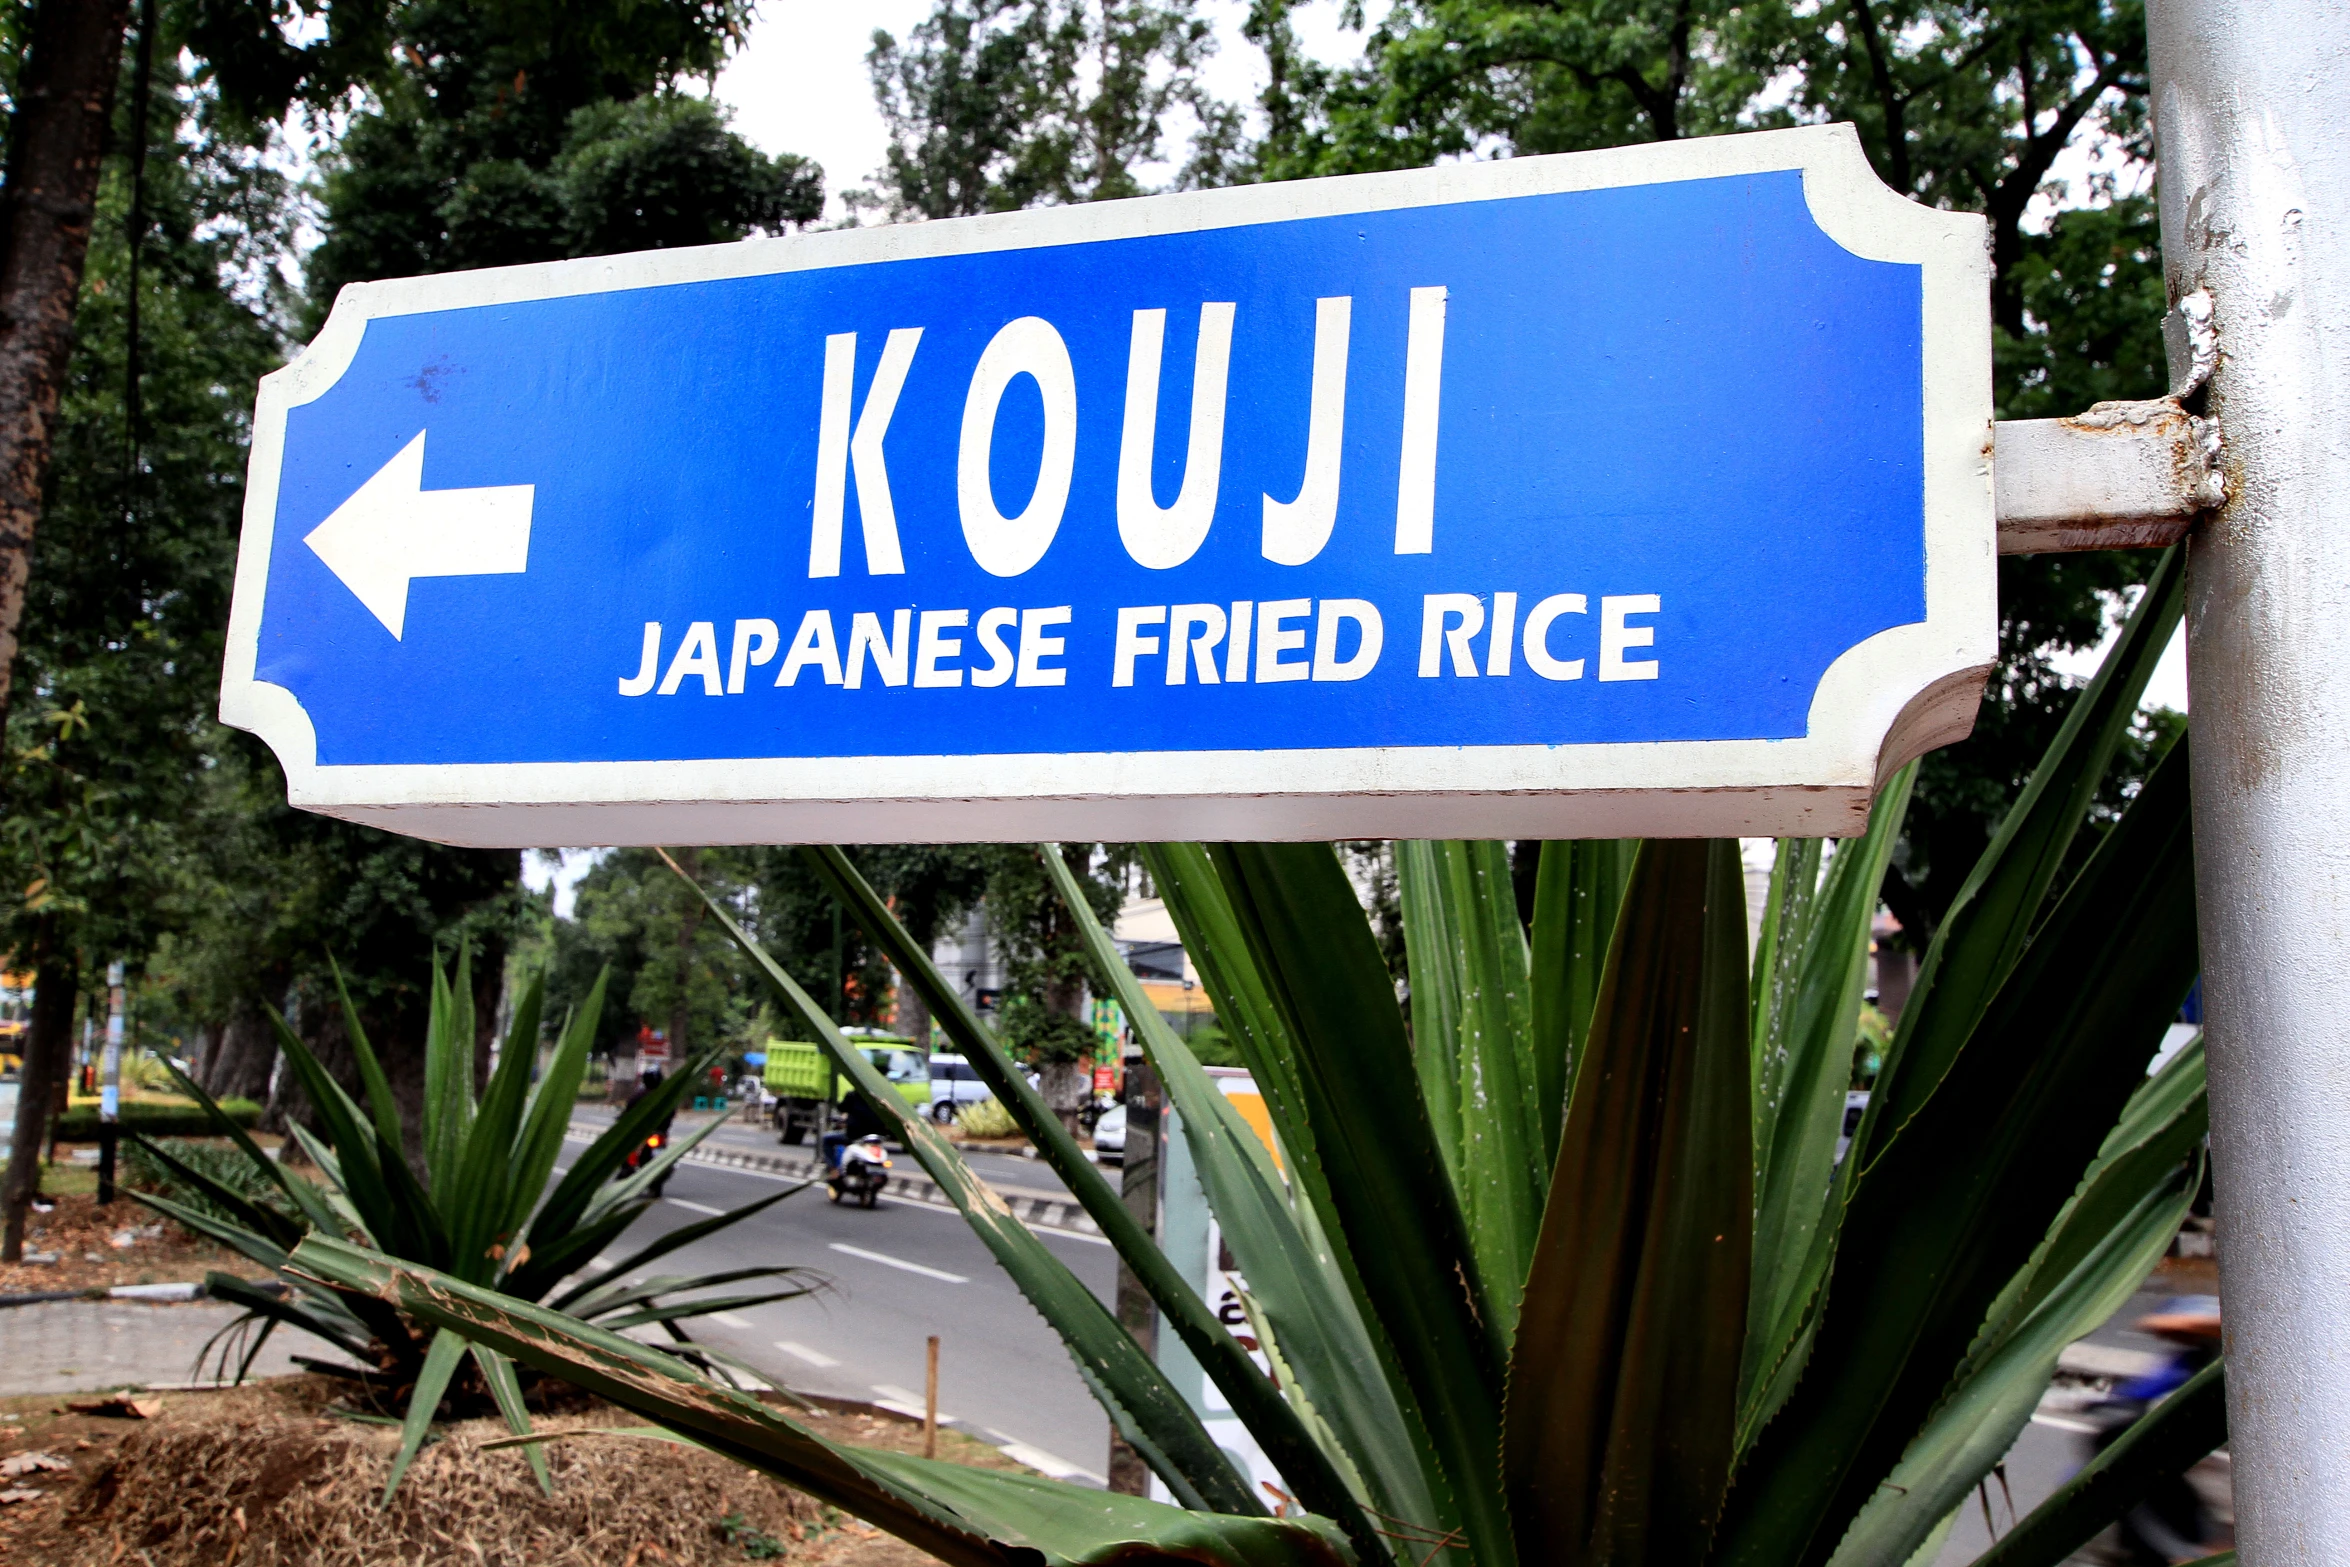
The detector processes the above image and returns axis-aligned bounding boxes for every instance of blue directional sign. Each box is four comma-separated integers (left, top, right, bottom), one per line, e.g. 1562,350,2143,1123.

222,125,1993,845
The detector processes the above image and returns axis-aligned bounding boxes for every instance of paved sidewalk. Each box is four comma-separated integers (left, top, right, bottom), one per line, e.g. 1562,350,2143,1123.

0,1301,358,1396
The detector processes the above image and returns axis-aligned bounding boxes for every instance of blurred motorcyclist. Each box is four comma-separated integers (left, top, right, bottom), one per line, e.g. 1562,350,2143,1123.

2084,1295,2225,1564
621,1067,676,1198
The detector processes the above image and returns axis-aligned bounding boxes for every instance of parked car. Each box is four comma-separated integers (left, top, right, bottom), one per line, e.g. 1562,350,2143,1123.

926,1054,1044,1123
1092,1102,1126,1164
928,1053,991,1122
1837,1089,1870,1162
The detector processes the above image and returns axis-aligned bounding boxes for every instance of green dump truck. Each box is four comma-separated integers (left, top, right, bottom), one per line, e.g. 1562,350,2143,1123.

760,1035,930,1143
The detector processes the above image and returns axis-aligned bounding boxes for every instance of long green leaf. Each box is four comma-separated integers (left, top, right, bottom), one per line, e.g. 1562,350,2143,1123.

1044,843,1419,1562
289,1236,1354,1567
1741,766,1915,1438
798,847,1148,1237
1504,839,1752,1565
384,1326,467,1500
1145,842,1458,1552
445,969,546,1282
1826,1044,2208,1566
548,1185,803,1312
328,955,408,1158
505,967,608,1238
423,950,473,1195
266,1006,434,1265
1965,1358,2226,1567
1527,839,1637,1169
525,1046,717,1253
1713,739,2199,1567
1397,840,1542,1340
123,1131,305,1251
1858,545,2185,1169
1209,842,1511,1567
806,842,1342,1522
1142,845,1333,1249
472,1343,553,1494
670,858,1263,1518
153,1055,343,1236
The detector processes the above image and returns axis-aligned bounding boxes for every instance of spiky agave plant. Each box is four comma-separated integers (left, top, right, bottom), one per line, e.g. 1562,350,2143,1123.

293,547,2212,1564
135,953,818,1495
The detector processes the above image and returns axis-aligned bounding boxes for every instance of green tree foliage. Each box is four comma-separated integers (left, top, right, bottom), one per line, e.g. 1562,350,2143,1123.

861,0,1241,219
305,0,818,310
0,49,289,1035
1234,0,2175,940
537,848,759,1059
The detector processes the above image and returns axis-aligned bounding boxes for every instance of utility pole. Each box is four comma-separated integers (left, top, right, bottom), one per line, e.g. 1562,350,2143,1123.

1106,1051,1162,1495
2147,3,2350,1560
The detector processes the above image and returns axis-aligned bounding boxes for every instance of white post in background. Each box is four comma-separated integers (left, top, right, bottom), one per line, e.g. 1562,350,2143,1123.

2147,4,2350,1561
99,960,124,1120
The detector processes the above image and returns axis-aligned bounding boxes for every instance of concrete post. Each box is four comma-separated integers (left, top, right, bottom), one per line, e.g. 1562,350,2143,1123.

2147,4,2350,1559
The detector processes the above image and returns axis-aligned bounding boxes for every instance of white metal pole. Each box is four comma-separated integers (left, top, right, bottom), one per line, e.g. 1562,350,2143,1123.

2147,4,2350,1560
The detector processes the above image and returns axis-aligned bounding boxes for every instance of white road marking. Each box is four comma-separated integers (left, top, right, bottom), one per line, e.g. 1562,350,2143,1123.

987,1431,1106,1485
829,1242,969,1283
705,1311,754,1328
666,1198,725,1216
775,1340,838,1368
872,1384,953,1422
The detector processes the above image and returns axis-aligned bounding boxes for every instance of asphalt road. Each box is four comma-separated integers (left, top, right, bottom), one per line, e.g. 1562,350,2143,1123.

573,1135,1117,1484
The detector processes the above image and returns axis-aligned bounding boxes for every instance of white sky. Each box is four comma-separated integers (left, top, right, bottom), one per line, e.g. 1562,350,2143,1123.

710,0,1365,222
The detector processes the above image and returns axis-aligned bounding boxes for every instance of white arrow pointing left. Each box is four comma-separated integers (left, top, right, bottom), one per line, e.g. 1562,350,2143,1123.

302,430,534,640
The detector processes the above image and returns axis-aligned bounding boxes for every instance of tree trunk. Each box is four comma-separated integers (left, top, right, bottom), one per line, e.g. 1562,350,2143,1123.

2,939,79,1261
470,926,505,1090
203,995,279,1103
0,0,130,717
668,846,704,1058
895,966,931,1051
295,982,430,1168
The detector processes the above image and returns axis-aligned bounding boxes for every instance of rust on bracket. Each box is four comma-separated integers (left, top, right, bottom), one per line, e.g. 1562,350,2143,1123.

1993,396,2226,554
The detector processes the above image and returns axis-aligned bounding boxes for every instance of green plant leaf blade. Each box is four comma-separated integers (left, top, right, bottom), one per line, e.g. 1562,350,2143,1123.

1965,1358,2225,1567
1503,839,1752,1565
1143,842,1458,1547
289,1236,1355,1567
1859,545,2185,1171
472,1342,553,1494
506,967,607,1238
1044,842,1425,1560
1826,1043,2208,1567
1209,841,1511,1566
1713,739,2199,1567
1741,766,1915,1440
1527,838,1637,1168
1397,839,1542,1342
384,1326,467,1501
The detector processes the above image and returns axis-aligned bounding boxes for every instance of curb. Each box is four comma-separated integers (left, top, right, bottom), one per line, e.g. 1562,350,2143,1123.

573,1120,1101,1238
0,1278,287,1310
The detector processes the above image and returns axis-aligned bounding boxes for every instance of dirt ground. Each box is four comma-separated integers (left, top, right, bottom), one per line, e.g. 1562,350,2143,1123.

0,1375,1023,1566
0,1186,246,1296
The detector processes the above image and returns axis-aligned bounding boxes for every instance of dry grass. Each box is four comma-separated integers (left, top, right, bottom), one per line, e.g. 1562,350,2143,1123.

1,1376,1026,1567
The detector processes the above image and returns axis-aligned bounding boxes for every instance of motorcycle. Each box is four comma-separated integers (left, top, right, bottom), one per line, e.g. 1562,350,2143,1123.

827,1133,892,1208
621,1128,672,1198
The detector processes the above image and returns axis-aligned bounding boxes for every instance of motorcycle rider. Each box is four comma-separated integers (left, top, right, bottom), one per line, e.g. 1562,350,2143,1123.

2083,1296,2224,1563
821,1084,887,1173
622,1067,676,1198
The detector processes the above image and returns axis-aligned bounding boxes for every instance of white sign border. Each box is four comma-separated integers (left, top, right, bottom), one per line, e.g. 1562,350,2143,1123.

221,122,1992,846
